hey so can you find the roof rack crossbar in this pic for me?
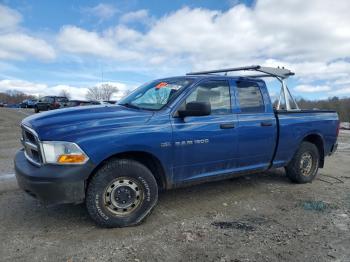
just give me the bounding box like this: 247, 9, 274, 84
187, 65, 294, 79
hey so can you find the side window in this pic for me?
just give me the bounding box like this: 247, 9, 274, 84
181, 80, 231, 115
236, 81, 265, 113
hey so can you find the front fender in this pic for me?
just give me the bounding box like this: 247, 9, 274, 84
76, 123, 173, 183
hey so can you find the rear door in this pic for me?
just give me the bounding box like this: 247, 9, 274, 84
38, 97, 50, 110
234, 80, 277, 171
171, 79, 238, 183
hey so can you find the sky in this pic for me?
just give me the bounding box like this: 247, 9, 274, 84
0, 0, 350, 100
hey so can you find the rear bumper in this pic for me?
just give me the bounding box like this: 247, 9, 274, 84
14, 150, 95, 205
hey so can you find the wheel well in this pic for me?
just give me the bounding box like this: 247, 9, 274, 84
302, 134, 324, 168
88, 151, 168, 190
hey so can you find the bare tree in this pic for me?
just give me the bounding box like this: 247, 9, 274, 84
101, 84, 118, 101
59, 89, 71, 99
85, 86, 100, 101
86, 84, 118, 101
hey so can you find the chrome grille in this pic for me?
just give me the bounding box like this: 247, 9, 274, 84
21, 126, 42, 166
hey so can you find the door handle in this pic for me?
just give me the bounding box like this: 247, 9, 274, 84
220, 123, 235, 129
260, 121, 273, 127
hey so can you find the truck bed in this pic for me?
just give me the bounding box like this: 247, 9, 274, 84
272, 109, 338, 168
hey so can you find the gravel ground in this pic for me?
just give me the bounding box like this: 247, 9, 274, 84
0, 108, 349, 262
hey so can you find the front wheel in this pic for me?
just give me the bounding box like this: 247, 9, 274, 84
286, 141, 320, 183
86, 159, 158, 228
34, 106, 39, 113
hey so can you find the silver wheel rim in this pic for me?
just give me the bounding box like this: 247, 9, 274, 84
299, 152, 314, 176
103, 177, 144, 216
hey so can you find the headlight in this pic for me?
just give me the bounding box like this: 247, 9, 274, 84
41, 141, 89, 164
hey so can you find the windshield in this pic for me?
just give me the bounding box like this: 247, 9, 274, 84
119, 78, 194, 110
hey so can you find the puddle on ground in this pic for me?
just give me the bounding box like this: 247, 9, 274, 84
211, 216, 271, 232
211, 221, 256, 231
300, 200, 330, 212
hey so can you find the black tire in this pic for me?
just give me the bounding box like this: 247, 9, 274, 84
286, 141, 320, 183
86, 159, 158, 228
34, 106, 39, 113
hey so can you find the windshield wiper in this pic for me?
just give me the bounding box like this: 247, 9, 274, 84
119, 102, 141, 110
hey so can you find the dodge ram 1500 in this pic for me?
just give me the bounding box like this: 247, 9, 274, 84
15, 66, 339, 227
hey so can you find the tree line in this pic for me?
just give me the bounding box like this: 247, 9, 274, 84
0, 90, 36, 105
297, 97, 350, 122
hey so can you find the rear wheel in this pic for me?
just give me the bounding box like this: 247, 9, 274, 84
86, 159, 158, 228
286, 141, 320, 183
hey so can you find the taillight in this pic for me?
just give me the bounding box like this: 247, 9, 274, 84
53, 102, 60, 108
336, 120, 340, 137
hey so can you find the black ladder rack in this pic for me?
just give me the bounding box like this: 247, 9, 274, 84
186, 65, 294, 79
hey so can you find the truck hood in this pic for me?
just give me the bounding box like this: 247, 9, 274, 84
22, 105, 154, 141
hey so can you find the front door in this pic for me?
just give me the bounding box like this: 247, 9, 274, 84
171, 79, 238, 183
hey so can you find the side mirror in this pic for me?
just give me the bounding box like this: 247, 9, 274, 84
178, 102, 211, 117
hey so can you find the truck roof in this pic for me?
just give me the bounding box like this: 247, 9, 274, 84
176, 74, 266, 81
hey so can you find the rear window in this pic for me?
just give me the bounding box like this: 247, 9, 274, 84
236, 81, 265, 113
56, 97, 68, 102
43, 97, 54, 103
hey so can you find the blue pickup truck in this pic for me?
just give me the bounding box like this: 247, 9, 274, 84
15, 66, 339, 227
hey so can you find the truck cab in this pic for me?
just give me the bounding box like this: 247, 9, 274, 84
15, 66, 339, 228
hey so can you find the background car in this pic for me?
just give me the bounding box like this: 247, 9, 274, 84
34, 96, 68, 113
20, 99, 37, 108
5, 103, 20, 108
65, 100, 92, 107
104, 100, 117, 104
89, 100, 115, 105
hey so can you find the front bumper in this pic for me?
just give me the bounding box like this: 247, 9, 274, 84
14, 150, 95, 205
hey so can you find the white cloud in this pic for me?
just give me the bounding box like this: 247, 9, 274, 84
0, 79, 47, 96
57, 25, 140, 60
82, 3, 118, 21
332, 87, 350, 95
0, 4, 21, 31
294, 85, 331, 93
0, 4, 56, 61
57, 1, 350, 68
53, 1, 350, 97
3, 0, 350, 97
57, 26, 116, 56
120, 9, 151, 25
0, 33, 56, 60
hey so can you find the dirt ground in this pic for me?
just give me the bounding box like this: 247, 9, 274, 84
0, 108, 349, 262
